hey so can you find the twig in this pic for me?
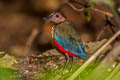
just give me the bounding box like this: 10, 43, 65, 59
70, 0, 85, 6
84, 42, 120, 80
96, 26, 107, 41
69, 0, 113, 17
66, 30, 120, 80
67, 2, 84, 12
105, 15, 116, 33
96, 16, 116, 41
91, 8, 113, 17
24, 28, 39, 56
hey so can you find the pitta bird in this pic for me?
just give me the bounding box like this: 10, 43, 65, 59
44, 12, 88, 65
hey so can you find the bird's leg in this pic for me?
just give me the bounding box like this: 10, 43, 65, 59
70, 56, 75, 72
63, 53, 70, 71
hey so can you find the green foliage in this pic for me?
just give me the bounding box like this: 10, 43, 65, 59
38, 62, 98, 80
38, 60, 120, 80
38, 63, 80, 80
0, 67, 20, 80
85, 7, 91, 22
0, 52, 20, 80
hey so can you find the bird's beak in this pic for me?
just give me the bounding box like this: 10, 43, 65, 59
43, 16, 51, 20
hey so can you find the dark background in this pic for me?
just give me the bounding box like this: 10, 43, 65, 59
0, 0, 119, 56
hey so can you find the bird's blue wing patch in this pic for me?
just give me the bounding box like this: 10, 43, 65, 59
54, 33, 88, 59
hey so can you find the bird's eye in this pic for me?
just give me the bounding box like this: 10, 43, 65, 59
55, 14, 59, 18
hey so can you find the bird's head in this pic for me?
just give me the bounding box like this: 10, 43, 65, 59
44, 12, 65, 24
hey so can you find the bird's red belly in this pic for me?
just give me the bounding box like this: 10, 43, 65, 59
53, 39, 77, 56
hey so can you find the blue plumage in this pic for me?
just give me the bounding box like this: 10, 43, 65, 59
54, 32, 88, 59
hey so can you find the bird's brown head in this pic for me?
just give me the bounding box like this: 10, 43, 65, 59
44, 12, 65, 24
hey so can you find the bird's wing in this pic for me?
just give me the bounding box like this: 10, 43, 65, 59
54, 22, 87, 59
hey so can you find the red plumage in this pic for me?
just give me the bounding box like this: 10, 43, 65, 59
53, 38, 77, 56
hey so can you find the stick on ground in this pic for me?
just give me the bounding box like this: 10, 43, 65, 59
67, 30, 120, 80
24, 28, 39, 56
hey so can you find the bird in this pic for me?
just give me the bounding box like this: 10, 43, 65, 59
44, 12, 88, 65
